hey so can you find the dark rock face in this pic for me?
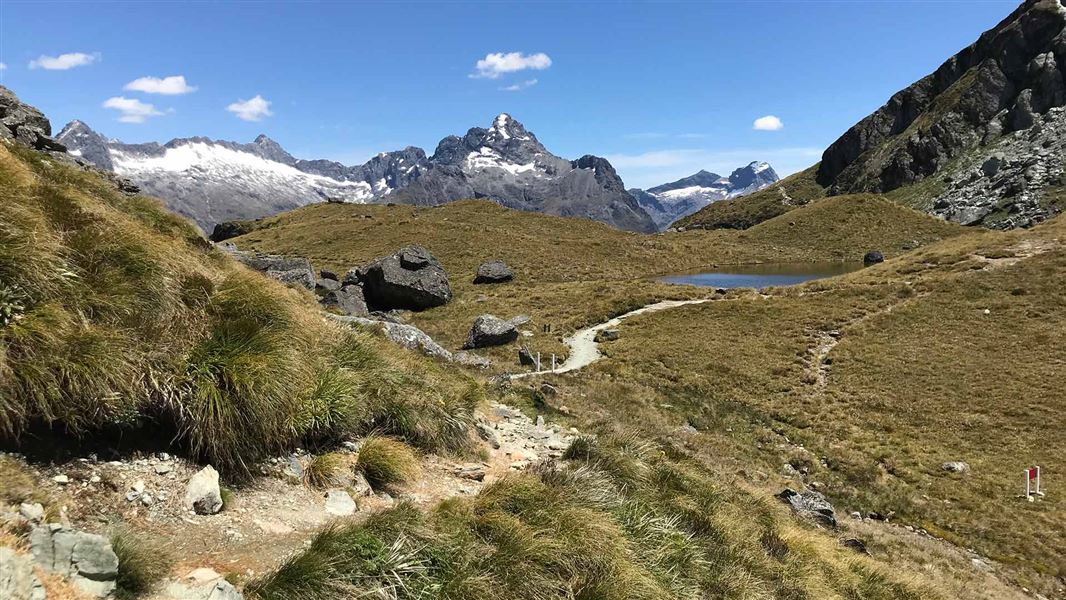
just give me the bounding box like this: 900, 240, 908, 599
518, 346, 536, 366
0, 86, 67, 153
359, 245, 452, 311
384, 114, 657, 233
777, 488, 837, 527
863, 250, 885, 264
817, 0, 1066, 228
462, 314, 519, 349
473, 260, 514, 284
209, 219, 259, 242
629, 163, 779, 230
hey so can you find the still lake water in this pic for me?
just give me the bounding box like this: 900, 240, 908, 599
660, 263, 865, 289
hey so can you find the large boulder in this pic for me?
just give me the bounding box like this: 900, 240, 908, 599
29, 525, 119, 597
159, 568, 244, 600
463, 315, 519, 349
359, 246, 451, 311
185, 466, 223, 515
473, 260, 514, 284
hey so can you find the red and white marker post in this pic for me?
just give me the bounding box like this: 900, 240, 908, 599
1024, 466, 1044, 501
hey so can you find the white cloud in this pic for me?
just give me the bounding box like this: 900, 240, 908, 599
124, 75, 197, 95
29, 52, 98, 70
471, 52, 551, 79
603, 147, 823, 189
0, 63, 6, 71
500, 78, 538, 92
226, 95, 273, 121
102, 96, 164, 123
753, 115, 784, 131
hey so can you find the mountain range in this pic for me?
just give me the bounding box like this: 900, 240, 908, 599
58, 114, 674, 234
628, 162, 779, 230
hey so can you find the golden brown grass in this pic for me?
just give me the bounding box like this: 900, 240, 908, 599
230, 196, 962, 365
0, 143, 480, 477
563, 216, 1066, 587
675, 164, 827, 229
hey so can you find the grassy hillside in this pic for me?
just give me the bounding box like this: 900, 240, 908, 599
250, 434, 936, 600
570, 216, 1066, 583
0, 142, 479, 476
674, 165, 826, 230
230, 197, 962, 360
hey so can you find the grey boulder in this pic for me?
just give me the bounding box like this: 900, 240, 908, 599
359, 245, 451, 311
473, 260, 514, 284
463, 315, 519, 349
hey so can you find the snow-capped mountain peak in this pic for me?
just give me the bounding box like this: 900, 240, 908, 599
629, 162, 780, 230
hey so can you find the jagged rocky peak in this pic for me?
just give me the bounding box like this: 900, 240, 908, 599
386, 113, 656, 232
729, 161, 779, 190
630, 162, 780, 230
817, 0, 1066, 228
250, 134, 296, 164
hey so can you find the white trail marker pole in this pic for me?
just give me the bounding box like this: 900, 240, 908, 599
1024, 466, 1044, 501
551, 354, 556, 372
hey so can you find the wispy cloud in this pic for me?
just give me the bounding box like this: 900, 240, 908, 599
29, 52, 98, 70
753, 115, 784, 131
0, 63, 6, 71
603, 147, 823, 189
124, 75, 197, 95
500, 78, 538, 92
226, 95, 273, 121
102, 96, 164, 123
471, 52, 551, 79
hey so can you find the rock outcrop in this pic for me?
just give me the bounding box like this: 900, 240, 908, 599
29, 525, 119, 597
0, 86, 67, 153
817, 0, 1066, 228
221, 246, 316, 290
0, 547, 46, 600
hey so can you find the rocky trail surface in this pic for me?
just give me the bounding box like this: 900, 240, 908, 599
1, 401, 576, 599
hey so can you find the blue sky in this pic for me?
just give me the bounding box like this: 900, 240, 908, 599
1, 0, 1016, 188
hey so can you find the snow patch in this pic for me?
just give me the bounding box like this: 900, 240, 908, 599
464, 147, 536, 176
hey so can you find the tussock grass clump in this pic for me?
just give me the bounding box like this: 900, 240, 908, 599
303, 452, 350, 490
250, 435, 935, 600
0, 143, 479, 477
111, 528, 173, 599
355, 436, 421, 490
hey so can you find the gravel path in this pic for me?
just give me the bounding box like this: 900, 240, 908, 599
513, 298, 714, 378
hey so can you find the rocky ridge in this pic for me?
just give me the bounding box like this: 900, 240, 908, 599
817, 0, 1066, 228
